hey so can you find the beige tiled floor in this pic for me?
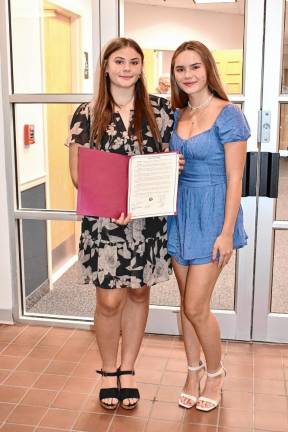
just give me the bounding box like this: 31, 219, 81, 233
0, 324, 287, 431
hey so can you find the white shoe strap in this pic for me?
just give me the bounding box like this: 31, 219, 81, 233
180, 393, 197, 403
198, 396, 218, 406
187, 360, 205, 373
207, 364, 225, 378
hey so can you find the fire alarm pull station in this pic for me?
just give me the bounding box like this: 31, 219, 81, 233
24, 124, 35, 145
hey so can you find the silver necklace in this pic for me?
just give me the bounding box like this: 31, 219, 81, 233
187, 94, 213, 111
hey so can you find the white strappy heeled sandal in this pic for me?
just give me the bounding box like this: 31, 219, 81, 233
178, 361, 205, 409
196, 363, 226, 412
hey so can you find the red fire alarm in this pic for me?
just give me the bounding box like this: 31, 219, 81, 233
24, 124, 35, 145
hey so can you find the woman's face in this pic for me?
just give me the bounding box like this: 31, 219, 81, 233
106, 47, 143, 90
173, 49, 208, 96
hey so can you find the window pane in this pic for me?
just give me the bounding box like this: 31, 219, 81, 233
150, 254, 235, 311
122, 0, 245, 95
10, 0, 93, 93
276, 104, 288, 220
16, 103, 82, 211
22, 218, 94, 318
271, 230, 288, 314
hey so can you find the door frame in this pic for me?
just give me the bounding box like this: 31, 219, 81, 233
117, 0, 265, 339
3, 0, 287, 341
253, 0, 288, 342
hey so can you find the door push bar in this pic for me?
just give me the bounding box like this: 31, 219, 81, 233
242, 109, 279, 198
242, 152, 279, 198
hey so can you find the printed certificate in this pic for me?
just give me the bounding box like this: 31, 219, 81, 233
128, 152, 179, 218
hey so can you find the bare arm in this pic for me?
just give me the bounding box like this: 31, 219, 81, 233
222, 140, 247, 235
69, 143, 80, 189
212, 140, 247, 267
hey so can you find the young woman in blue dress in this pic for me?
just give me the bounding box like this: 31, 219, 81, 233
168, 41, 250, 412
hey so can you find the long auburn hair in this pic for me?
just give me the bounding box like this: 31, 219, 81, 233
170, 41, 229, 110
92, 37, 160, 149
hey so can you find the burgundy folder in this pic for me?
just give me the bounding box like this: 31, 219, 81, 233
76, 147, 129, 218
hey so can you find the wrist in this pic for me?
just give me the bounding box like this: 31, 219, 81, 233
221, 229, 233, 237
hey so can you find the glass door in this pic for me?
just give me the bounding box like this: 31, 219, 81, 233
253, 0, 288, 342
5, 0, 287, 341
119, 0, 264, 339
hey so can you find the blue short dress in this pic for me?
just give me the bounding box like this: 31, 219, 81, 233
167, 104, 251, 266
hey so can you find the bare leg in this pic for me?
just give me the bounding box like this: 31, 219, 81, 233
183, 262, 224, 409
120, 285, 150, 406
95, 287, 127, 406
172, 258, 202, 407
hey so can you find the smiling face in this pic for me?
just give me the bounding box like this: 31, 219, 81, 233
173, 49, 208, 96
106, 47, 143, 90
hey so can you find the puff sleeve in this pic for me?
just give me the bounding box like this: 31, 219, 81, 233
216, 104, 250, 145
65, 102, 91, 147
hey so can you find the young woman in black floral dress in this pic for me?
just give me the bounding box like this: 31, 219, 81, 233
67, 38, 174, 410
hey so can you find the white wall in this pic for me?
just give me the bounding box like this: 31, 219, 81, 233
0, 53, 14, 324
124, 3, 244, 51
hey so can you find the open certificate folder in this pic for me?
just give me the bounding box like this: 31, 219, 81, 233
77, 147, 179, 219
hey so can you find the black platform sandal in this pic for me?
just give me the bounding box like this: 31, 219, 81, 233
96, 369, 119, 410
118, 369, 140, 410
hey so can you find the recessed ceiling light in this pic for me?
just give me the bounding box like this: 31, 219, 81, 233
193, 0, 237, 4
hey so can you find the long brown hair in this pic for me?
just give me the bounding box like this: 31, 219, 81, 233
170, 41, 229, 110
92, 37, 160, 149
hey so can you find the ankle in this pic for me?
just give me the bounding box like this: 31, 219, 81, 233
207, 363, 225, 378
101, 365, 118, 372
119, 365, 135, 372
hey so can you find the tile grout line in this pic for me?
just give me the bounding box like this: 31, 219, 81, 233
1, 325, 80, 430
0, 325, 54, 426
68, 335, 110, 432
0, 324, 30, 354
31, 328, 100, 432
108, 335, 175, 432
1, 326, 56, 385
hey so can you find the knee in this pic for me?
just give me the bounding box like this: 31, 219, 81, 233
96, 295, 124, 318
184, 303, 209, 326
128, 287, 149, 304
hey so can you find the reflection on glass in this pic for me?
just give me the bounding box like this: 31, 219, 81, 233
16, 103, 81, 211
10, 0, 93, 93
276, 105, 288, 220
22, 219, 94, 318
150, 253, 235, 311
124, 0, 245, 95
271, 230, 288, 314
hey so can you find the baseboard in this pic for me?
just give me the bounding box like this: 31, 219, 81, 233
0, 308, 14, 324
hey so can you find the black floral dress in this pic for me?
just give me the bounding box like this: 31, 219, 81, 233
66, 95, 174, 289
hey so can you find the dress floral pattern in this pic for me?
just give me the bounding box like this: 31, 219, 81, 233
67, 95, 174, 288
